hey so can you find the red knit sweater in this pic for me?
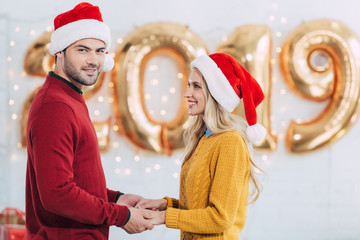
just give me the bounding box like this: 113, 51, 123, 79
26, 73, 129, 239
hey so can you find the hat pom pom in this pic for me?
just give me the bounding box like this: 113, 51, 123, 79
246, 123, 266, 143
102, 54, 114, 72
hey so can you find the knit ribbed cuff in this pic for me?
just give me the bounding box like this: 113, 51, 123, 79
163, 196, 178, 209
165, 207, 180, 229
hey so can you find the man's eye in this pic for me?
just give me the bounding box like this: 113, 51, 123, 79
78, 49, 87, 52
194, 84, 200, 89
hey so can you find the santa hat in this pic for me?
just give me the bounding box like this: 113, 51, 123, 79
49, 2, 114, 72
190, 53, 266, 143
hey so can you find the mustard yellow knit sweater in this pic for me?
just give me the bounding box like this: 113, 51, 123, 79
165, 131, 250, 240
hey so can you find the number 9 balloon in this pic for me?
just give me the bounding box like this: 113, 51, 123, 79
280, 19, 360, 153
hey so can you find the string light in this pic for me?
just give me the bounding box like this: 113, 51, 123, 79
30, 30, 36, 36
269, 16, 275, 21
169, 87, 176, 94
161, 96, 168, 102
11, 114, 17, 120
172, 172, 179, 178
8, 70, 14, 78
113, 142, 119, 148
113, 125, 119, 131
108, 97, 114, 103
134, 155, 140, 162
276, 32, 282, 38
160, 110, 166, 116
108, 82, 114, 88
280, 17, 287, 24
154, 164, 160, 170
7, 56, 12, 62
177, 73, 183, 79
9, 41, 15, 47
150, 79, 159, 85
14, 27, 20, 32
145, 94, 151, 100
276, 47, 282, 53
294, 134, 301, 140
271, 2, 278, 8
115, 168, 121, 174
280, 89, 286, 95
94, 110, 100, 116
13, 84, 19, 91
145, 168, 151, 173
124, 169, 131, 175
149, 65, 158, 71
97, 96, 104, 102
117, 38, 123, 44
9, 99, 15, 105
115, 156, 121, 162
175, 159, 181, 165
46, 26, 52, 32
11, 154, 17, 161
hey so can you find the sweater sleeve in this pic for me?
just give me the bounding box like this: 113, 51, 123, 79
165, 134, 250, 234
164, 196, 179, 209
30, 102, 128, 227
107, 189, 121, 203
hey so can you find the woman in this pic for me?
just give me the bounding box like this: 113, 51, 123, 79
138, 53, 266, 239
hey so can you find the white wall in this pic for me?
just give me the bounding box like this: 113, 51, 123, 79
1, 0, 360, 239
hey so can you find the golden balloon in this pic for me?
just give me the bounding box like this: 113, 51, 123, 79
93, 117, 112, 153
24, 31, 54, 77
280, 19, 360, 153
218, 25, 277, 151
112, 22, 208, 155
20, 87, 41, 147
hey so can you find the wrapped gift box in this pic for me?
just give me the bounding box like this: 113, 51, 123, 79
0, 224, 25, 240
0, 208, 25, 225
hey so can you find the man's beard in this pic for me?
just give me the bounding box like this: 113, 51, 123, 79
63, 54, 101, 86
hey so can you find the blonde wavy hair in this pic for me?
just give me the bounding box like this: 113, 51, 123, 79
183, 74, 263, 204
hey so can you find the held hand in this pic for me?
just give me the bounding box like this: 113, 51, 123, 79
135, 198, 168, 211
149, 210, 166, 225
117, 194, 144, 208
122, 208, 154, 234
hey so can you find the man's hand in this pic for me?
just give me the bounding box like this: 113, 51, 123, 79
116, 194, 143, 208
135, 198, 168, 211
121, 208, 155, 234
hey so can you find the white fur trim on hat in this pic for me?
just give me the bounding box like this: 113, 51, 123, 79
49, 19, 111, 55
190, 55, 240, 112
246, 123, 266, 143
102, 54, 114, 72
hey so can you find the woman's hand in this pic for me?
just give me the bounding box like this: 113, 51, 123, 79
149, 210, 166, 225
116, 194, 144, 208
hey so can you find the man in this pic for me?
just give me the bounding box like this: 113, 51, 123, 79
26, 2, 154, 239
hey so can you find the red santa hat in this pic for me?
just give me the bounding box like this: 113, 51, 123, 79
49, 2, 114, 72
190, 53, 266, 143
